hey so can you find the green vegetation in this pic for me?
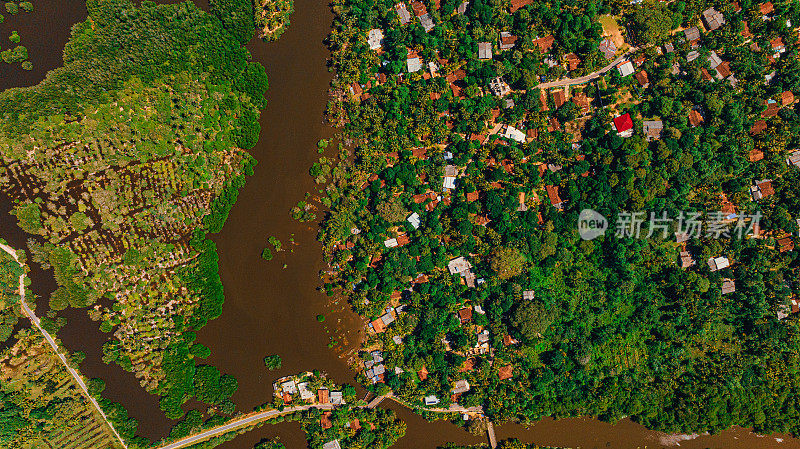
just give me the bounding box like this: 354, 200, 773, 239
0, 0, 268, 426
440, 442, 562, 449
300, 406, 406, 449
310, 0, 800, 440
264, 354, 282, 370
255, 0, 293, 41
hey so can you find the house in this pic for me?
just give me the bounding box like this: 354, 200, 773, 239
457, 307, 473, 324
546, 185, 564, 209
617, 60, 635, 77
407, 212, 421, 229
684, 27, 701, 46
751, 179, 775, 200
771, 37, 786, 55
498, 364, 513, 380
407, 56, 423, 73
452, 379, 471, 394
643, 120, 663, 141
371, 316, 387, 333
478, 42, 492, 60
321, 411, 333, 429
509, 0, 534, 12
680, 250, 695, 268
708, 51, 723, 69
499, 31, 517, 50
318, 388, 330, 404
533, 35, 555, 53
424, 395, 440, 405
418, 366, 428, 380
688, 110, 704, 127
782, 91, 795, 106
552, 89, 566, 108
762, 99, 779, 118
503, 126, 526, 143
663, 42, 675, 53
786, 149, 800, 167
708, 256, 730, 271
635, 70, 649, 87
599, 38, 617, 59
503, 334, 519, 346
419, 13, 435, 32
448, 256, 473, 275
323, 440, 342, 449
395, 3, 411, 24
523, 290, 535, 300
760, 1, 774, 19
721, 278, 736, 295
750, 119, 767, 135
613, 113, 634, 137
489, 76, 510, 96
457, 0, 469, 14
367, 29, 384, 50
572, 91, 590, 114
384, 238, 398, 248
330, 391, 344, 405
778, 236, 795, 252
466, 190, 479, 202
702, 7, 725, 30
443, 176, 456, 189
517, 191, 528, 212
564, 53, 581, 70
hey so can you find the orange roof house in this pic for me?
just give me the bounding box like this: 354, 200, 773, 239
509, 0, 534, 12
458, 307, 473, 324
748, 148, 764, 162
546, 185, 564, 209
564, 53, 581, 70
321, 411, 333, 429
418, 366, 429, 381
552, 89, 566, 108
760, 1, 774, 15
782, 91, 795, 106
371, 317, 387, 333
498, 364, 514, 380
750, 119, 768, 135
318, 389, 330, 404
689, 110, 704, 127
533, 35, 555, 53
466, 190, 479, 202
635, 70, 649, 87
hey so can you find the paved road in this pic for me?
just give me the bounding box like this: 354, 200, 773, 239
537, 48, 638, 89
156, 404, 333, 449
0, 242, 129, 449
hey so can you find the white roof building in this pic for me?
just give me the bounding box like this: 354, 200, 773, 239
617, 60, 635, 77
708, 256, 730, 271
330, 391, 344, 405
367, 29, 384, 50
503, 126, 526, 143
443, 176, 456, 190
384, 238, 399, 248
424, 395, 440, 405
323, 440, 342, 449
452, 379, 471, 394
448, 256, 473, 275
407, 212, 421, 229
407, 57, 423, 73
478, 42, 492, 60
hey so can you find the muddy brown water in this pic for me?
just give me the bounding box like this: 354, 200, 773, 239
2, 1, 800, 449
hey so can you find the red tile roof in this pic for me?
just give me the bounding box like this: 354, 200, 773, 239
613, 113, 633, 132
498, 364, 513, 380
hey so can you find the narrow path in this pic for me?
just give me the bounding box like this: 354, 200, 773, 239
156, 404, 333, 449
487, 421, 497, 448
536, 48, 638, 89
0, 241, 129, 449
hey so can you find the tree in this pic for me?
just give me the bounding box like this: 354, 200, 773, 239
264, 354, 282, 370
510, 300, 556, 342
490, 247, 526, 279
629, 0, 673, 44
376, 198, 409, 223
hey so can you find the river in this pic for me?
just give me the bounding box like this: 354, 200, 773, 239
1, 1, 799, 449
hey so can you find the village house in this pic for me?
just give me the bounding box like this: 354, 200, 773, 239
552, 89, 566, 108
533, 35, 555, 53
635, 70, 649, 88
448, 256, 477, 287
708, 256, 730, 271
613, 113, 634, 137
599, 38, 617, 59
407, 212, 421, 229
367, 29, 384, 50
489, 76, 510, 96
452, 379, 471, 394
395, 3, 411, 24
499, 31, 517, 50
680, 250, 696, 268
457, 306, 472, 324
478, 42, 492, 60
503, 125, 525, 143
701, 7, 725, 30
643, 119, 663, 141
787, 149, 800, 168
750, 119, 767, 135
751, 179, 775, 201
407, 55, 423, 73
457, 0, 469, 14
509, 0, 534, 12
617, 60, 635, 77
689, 109, 705, 127
778, 235, 795, 252
546, 185, 565, 210
722, 278, 736, 295
564, 52, 580, 70
684, 27, 701, 47
323, 440, 342, 449
363, 350, 386, 384
498, 364, 514, 380
424, 395, 440, 405
760, 1, 774, 20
